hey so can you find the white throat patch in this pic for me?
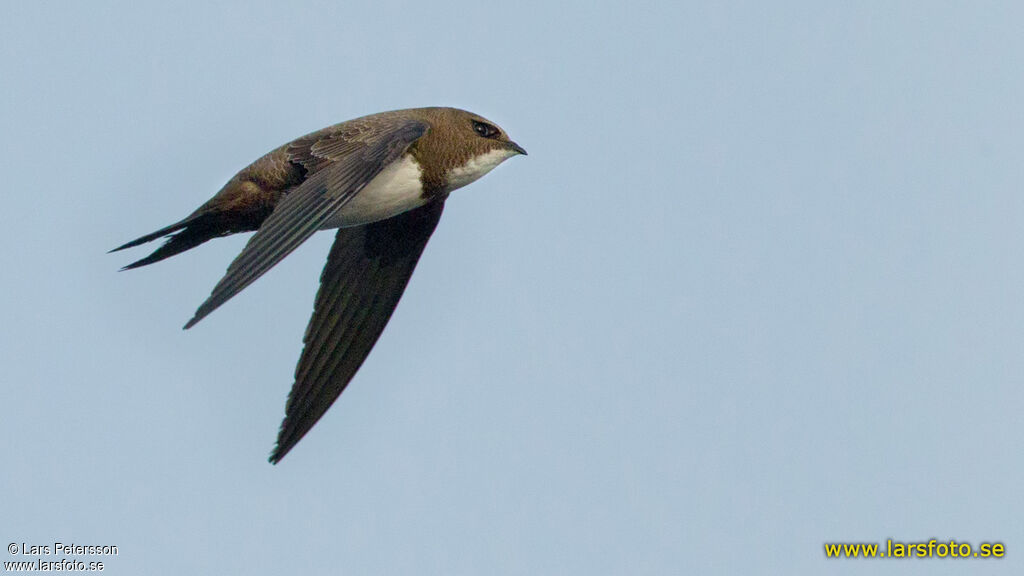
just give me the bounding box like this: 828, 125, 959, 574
446, 148, 517, 192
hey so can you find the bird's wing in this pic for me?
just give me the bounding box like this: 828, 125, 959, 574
184, 118, 428, 329
269, 200, 445, 463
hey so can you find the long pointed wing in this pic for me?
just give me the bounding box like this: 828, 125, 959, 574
184, 119, 428, 329
270, 200, 445, 463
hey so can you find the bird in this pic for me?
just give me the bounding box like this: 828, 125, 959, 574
111, 107, 526, 463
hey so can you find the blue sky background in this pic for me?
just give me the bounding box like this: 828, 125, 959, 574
2, 1, 1022, 574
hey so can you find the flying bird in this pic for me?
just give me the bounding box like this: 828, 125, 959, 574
112, 107, 526, 463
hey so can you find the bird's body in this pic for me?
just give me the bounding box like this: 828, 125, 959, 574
323, 155, 427, 228
112, 107, 525, 463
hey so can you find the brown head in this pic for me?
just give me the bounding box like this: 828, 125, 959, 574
403, 107, 526, 195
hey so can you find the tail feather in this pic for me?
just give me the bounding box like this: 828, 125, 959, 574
109, 218, 195, 253
113, 197, 271, 270
113, 215, 224, 270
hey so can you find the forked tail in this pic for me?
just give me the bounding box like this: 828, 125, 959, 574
110, 215, 224, 270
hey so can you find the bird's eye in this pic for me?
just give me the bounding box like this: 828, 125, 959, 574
472, 120, 499, 138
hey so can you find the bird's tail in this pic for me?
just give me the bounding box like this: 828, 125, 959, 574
110, 215, 223, 270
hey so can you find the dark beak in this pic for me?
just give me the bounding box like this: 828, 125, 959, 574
507, 141, 528, 156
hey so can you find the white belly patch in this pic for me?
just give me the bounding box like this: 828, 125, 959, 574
320, 155, 426, 228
